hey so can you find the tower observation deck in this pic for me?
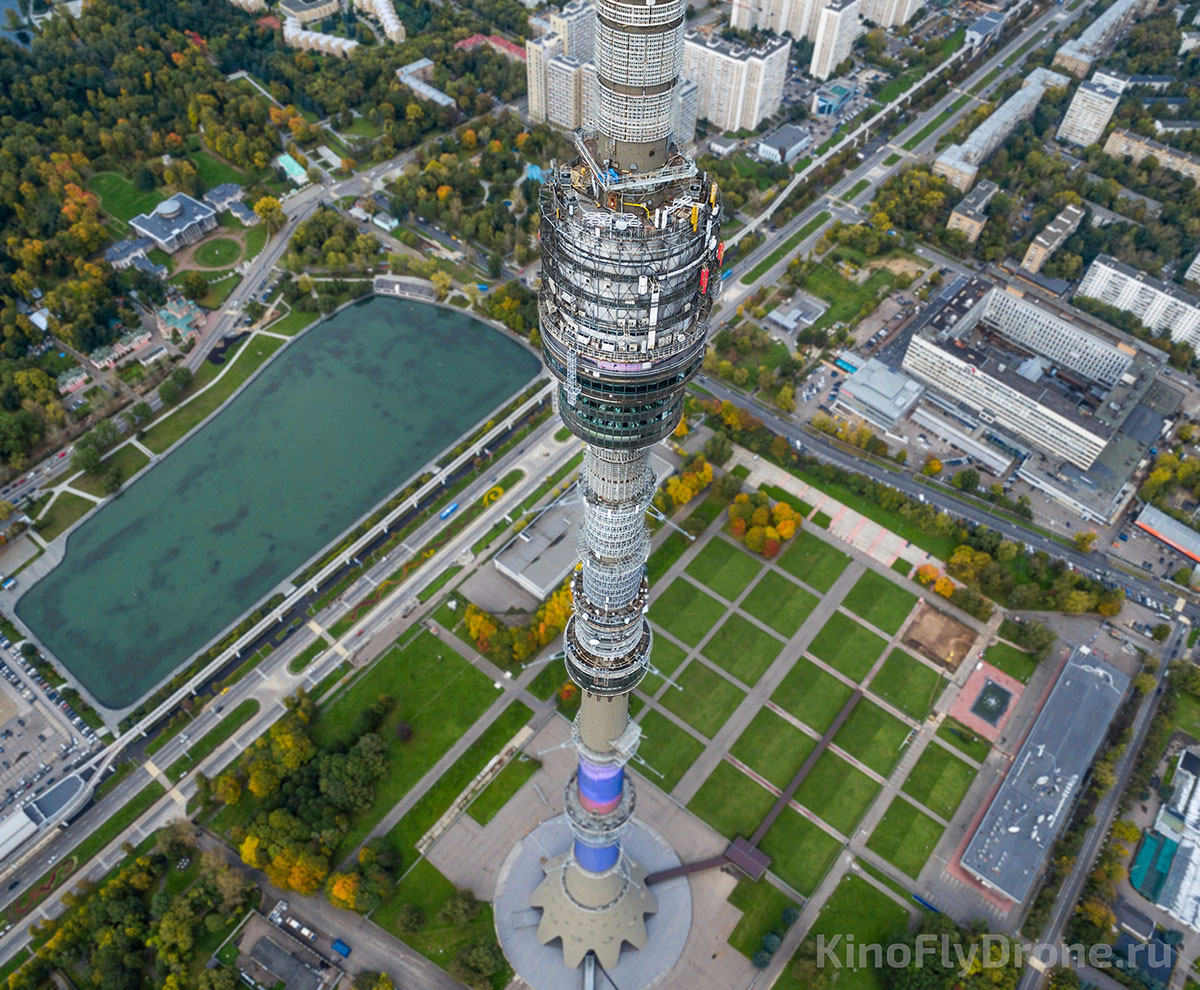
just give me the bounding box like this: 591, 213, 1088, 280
515, 0, 724, 976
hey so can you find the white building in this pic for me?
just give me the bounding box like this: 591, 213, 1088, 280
1056, 79, 1121, 146
965, 10, 1005, 48
682, 30, 790, 133
756, 123, 812, 163
730, 0, 820, 40
1053, 0, 1153, 77
1185, 252, 1200, 287
547, 0, 594, 60
352, 0, 405, 42
547, 54, 584, 130
860, 0, 917, 29
227, 0, 267, 12
526, 33, 564, 123
810, 0, 862, 82
1077, 254, 1200, 349
282, 17, 359, 57
673, 77, 699, 147
130, 195, 217, 253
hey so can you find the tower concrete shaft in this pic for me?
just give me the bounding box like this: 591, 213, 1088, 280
529, 0, 724, 972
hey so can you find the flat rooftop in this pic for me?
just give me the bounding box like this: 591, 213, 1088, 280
961, 648, 1129, 903
838, 358, 924, 421
952, 179, 999, 221
1135, 504, 1200, 563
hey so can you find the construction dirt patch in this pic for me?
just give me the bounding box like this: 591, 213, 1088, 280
869, 257, 925, 278
903, 602, 977, 672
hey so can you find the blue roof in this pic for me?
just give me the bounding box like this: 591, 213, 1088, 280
130, 194, 215, 244
204, 182, 243, 207
104, 236, 153, 263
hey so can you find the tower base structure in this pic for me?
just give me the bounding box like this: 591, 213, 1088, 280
495, 816, 691, 988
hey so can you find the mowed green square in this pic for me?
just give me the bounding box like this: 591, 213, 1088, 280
984, 641, 1036, 684
759, 805, 842, 896
687, 760, 776, 839
730, 709, 816, 790
649, 577, 727, 646
703, 614, 783, 686
778, 528, 851, 592
809, 612, 888, 682
771, 657, 855, 734
833, 699, 911, 776
869, 649, 943, 719
661, 661, 746, 738
842, 570, 917, 635
866, 795, 945, 878
640, 637, 689, 695
637, 709, 704, 793
794, 751, 879, 835
742, 571, 819, 638
685, 537, 762, 601
901, 743, 976, 820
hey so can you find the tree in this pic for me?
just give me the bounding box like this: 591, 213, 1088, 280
159, 378, 182, 406
430, 271, 453, 300
170, 366, 193, 390
179, 270, 209, 301
1072, 530, 1098, 553
1152, 623, 1171, 642
254, 196, 287, 234
214, 774, 242, 805
921, 455, 942, 476
775, 385, 795, 412
127, 401, 153, 426
394, 904, 423, 933
70, 442, 102, 476
951, 468, 980, 491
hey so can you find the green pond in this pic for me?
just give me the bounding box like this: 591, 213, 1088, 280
17, 297, 539, 710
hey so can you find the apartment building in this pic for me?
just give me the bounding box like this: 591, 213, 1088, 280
810, 0, 861, 82
1103, 128, 1200, 183
730, 0, 820, 43
682, 30, 790, 133
277, 0, 338, 22
547, 54, 584, 130
526, 33, 564, 123
1056, 80, 1121, 146
1077, 254, 1200, 349
1021, 203, 1085, 274
946, 180, 998, 245
673, 77, 699, 147
352, 0, 405, 42
860, 0, 917, 28
1053, 0, 1152, 78
548, 0, 594, 60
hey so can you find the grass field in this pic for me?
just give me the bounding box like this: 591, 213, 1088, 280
901, 743, 975, 820
776, 874, 910, 990
649, 577, 727, 646
866, 795, 945, 877
38, 492, 94, 541
89, 172, 161, 222
637, 709, 704, 792
742, 571, 818, 638
685, 537, 761, 601
727, 878, 798, 958
833, 700, 910, 776
687, 760, 776, 840
71, 443, 150, 496
868, 650, 942, 720
883, 153, 901, 166
771, 657, 854, 733
467, 755, 540, 825
197, 271, 242, 309
795, 750, 879, 835
243, 224, 269, 261
193, 237, 242, 267
777, 529, 850, 592
844, 178, 869, 201
740, 211, 832, 284
191, 150, 246, 189
984, 641, 1037, 683
808, 612, 887, 682
312, 631, 497, 856
647, 530, 689, 585
165, 698, 260, 781
661, 660, 746, 738
936, 717, 991, 763
758, 805, 842, 896
730, 709, 816, 791
639, 637, 688, 696
801, 262, 894, 335
143, 335, 285, 453
842, 571, 916, 635
266, 306, 320, 337
703, 614, 783, 686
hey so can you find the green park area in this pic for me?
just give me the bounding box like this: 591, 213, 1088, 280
984, 640, 1037, 683
193, 237, 242, 268
36, 492, 94, 541
703, 615, 783, 686
740, 211, 832, 284
727, 878, 798, 958
901, 743, 976, 820
866, 795, 945, 877
777, 529, 850, 592
648, 577, 726, 646
809, 612, 888, 682
842, 570, 916, 635
832, 700, 910, 776
88, 172, 161, 223
730, 709, 815, 790
661, 660, 746, 738
741, 570, 818, 638
772, 657, 854, 733
71, 444, 150, 497
637, 709, 705, 791
794, 751, 879, 835
936, 716, 991, 763
685, 538, 762, 601
800, 261, 895, 335
868, 649, 942, 719
759, 805, 842, 895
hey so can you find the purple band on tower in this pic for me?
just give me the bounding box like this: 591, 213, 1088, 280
578, 758, 623, 814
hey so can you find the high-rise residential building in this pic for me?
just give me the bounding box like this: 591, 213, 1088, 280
673, 77, 699, 147
730, 0, 820, 40
860, 0, 916, 28
1021, 203, 1085, 274
581, 60, 600, 129
682, 30, 790, 133
526, 33, 564, 123
1056, 80, 1122, 146
1053, 0, 1153, 77
1104, 128, 1200, 182
1077, 254, 1200, 348
495, 0, 723, 980
810, 0, 862, 81
548, 0, 595, 60
547, 54, 585, 129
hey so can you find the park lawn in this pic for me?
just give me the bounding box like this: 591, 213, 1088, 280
191, 150, 246, 189
244, 223, 269, 261
199, 272, 242, 309
883, 152, 902, 166
639, 637, 688, 695
528, 659, 566, 700
71, 443, 150, 496
703, 614, 783, 687
795, 750, 879, 835
901, 744, 976, 820
845, 178, 869, 200
802, 261, 894, 335
866, 796, 945, 878
685, 537, 761, 601
660, 660, 746, 738
166, 699, 261, 781
833, 699, 910, 776
636, 709, 704, 793
727, 878, 798, 958
984, 641, 1037, 684
266, 306, 320, 337
375, 860, 510, 986
647, 530, 688, 585
344, 115, 383, 138
936, 717, 991, 763
193, 237, 242, 268
771, 657, 854, 734
868, 650, 943, 720
729, 709, 816, 791
776, 873, 910, 990
687, 760, 776, 840
288, 639, 326, 673
142, 335, 284, 453
467, 754, 540, 825
758, 805, 842, 896
312, 631, 497, 855
777, 529, 850, 592
808, 612, 888, 682
842, 570, 917, 635
37, 492, 94, 541
741, 571, 819, 639
89, 171, 161, 222
649, 577, 727, 646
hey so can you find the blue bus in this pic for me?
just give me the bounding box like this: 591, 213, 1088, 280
439, 502, 460, 521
